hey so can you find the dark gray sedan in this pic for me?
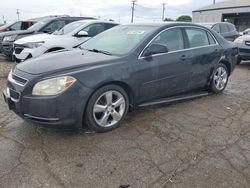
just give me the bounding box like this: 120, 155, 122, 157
3, 22, 238, 132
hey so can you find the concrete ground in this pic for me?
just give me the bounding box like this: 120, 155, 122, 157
0, 56, 250, 188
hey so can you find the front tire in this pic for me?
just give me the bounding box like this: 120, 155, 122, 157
237, 58, 242, 65
210, 63, 229, 93
84, 85, 129, 132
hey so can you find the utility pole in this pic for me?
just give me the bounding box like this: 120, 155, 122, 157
131, 0, 137, 23
16, 9, 20, 20
162, 3, 166, 21
2, 15, 5, 23
213, 0, 216, 4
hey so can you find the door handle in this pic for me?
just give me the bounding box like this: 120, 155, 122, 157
180, 54, 187, 61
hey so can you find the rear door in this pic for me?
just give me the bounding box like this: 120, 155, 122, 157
184, 27, 222, 90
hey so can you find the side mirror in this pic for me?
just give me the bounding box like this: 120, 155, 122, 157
76, 31, 89, 37
143, 43, 169, 57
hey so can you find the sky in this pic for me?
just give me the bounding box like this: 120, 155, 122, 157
0, 0, 226, 24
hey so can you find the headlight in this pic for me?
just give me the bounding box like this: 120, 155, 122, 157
3, 35, 17, 42
32, 76, 76, 96
24, 41, 44, 48
234, 38, 244, 44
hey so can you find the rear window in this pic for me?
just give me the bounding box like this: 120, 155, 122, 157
220, 24, 229, 33
212, 24, 220, 33
185, 28, 209, 48
227, 24, 235, 32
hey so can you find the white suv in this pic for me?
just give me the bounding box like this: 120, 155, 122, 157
13, 20, 118, 63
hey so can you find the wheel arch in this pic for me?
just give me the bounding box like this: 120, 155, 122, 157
92, 81, 135, 109
81, 80, 135, 129
219, 59, 232, 75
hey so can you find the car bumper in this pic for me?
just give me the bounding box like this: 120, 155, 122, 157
3, 72, 92, 129
13, 45, 47, 62
237, 43, 250, 60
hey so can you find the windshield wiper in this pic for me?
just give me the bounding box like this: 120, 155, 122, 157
87, 48, 112, 56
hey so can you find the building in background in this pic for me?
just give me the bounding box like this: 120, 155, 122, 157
192, 0, 250, 31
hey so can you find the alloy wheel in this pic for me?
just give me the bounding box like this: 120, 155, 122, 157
213, 66, 228, 91
93, 90, 126, 127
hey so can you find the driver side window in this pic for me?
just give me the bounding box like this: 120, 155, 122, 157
9, 21, 22, 30
81, 23, 105, 37
151, 28, 184, 52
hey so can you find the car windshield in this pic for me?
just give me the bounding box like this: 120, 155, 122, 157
28, 20, 51, 31
53, 22, 85, 35
80, 25, 156, 56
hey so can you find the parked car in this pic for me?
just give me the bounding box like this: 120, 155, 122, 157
240, 28, 250, 36
199, 22, 239, 41
0, 20, 36, 33
3, 23, 238, 132
234, 34, 250, 64
13, 20, 118, 63
0, 16, 96, 59
0, 20, 36, 53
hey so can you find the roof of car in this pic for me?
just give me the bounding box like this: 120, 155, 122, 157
38, 16, 97, 22
72, 19, 119, 24
124, 22, 204, 28
199, 22, 233, 25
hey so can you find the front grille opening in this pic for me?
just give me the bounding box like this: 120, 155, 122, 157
9, 89, 20, 100
12, 74, 27, 85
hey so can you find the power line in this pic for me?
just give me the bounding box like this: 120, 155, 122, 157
162, 3, 166, 21
131, 0, 137, 23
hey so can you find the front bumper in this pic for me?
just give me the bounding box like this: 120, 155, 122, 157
13, 45, 47, 62
2, 41, 14, 57
3, 70, 91, 128
237, 43, 250, 60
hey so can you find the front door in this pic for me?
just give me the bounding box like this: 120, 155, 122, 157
138, 27, 191, 101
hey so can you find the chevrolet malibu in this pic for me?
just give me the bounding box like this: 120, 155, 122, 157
3, 23, 238, 132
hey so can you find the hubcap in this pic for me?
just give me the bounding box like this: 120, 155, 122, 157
93, 90, 126, 127
213, 67, 228, 91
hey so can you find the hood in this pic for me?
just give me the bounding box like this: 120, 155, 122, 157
0, 30, 35, 37
238, 35, 250, 41
15, 33, 57, 44
16, 49, 120, 75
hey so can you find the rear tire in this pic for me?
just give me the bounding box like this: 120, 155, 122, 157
84, 85, 129, 133
210, 63, 229, 93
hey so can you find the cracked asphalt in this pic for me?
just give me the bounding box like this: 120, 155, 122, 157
0, 56, 250, 188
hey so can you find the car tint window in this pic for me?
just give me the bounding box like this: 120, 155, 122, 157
207, 32, 216, 45
227, 24, 235, 32
81, 23, 105, 37
9, 21, 22, 30
43, 20, 65, 32
186, 28, 209, 48
53, 22, 85, 35
212, 24, 220, 33
151, 28, 184, 52
104, 23, 117, 30
21, 22, 30, 30
220, 24, 229, 33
